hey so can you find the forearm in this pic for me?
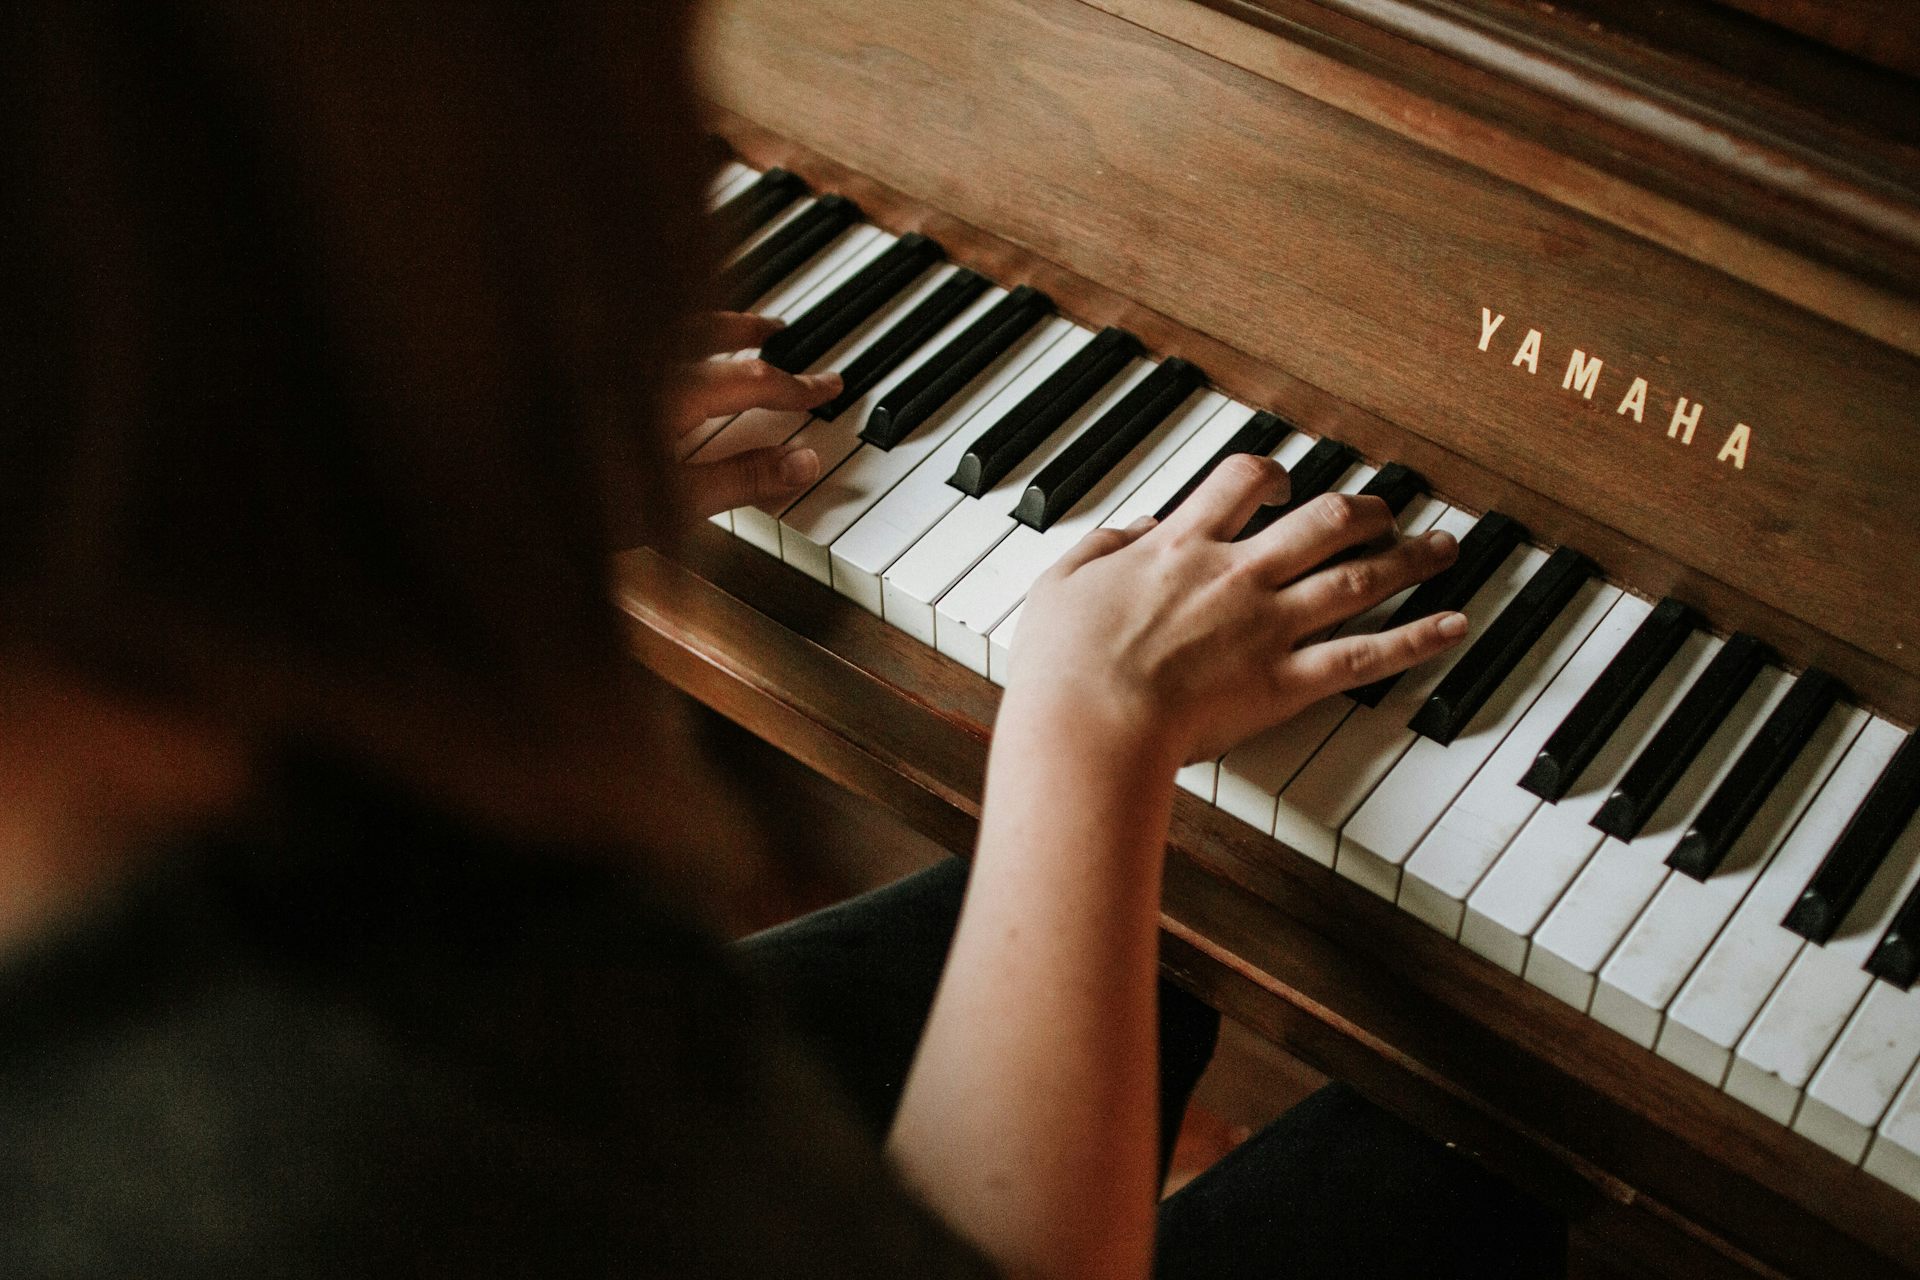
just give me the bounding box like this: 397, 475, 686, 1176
888, 692, 1179, 1280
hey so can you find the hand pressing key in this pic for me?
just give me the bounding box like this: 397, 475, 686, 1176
668, 311, 842, 517
1009, 451, 1466, 769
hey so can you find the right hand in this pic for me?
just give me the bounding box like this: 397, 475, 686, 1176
1007, 452, 1466, 769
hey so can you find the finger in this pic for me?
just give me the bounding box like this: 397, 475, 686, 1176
1045, 516, 1156, 578
693, 311, 784, 355
685, 445, 821, 517
1239, 492, 1396, 585
1285, 610, 1468, 699
672, 359, 842, 434
1276, 526, 1458, 634
1156, 453, 1288, 542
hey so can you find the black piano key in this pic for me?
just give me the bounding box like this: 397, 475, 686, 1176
1348, 511, 1527, 708
814, 269, 991, 421
1013, 358, 1205, 531
1521, 597, 1695, 802
947, 327, 1140, 497
862, 285, 1052, 450
1408, 545, 1593, 747
1784, 730, 1920, 945
718, 194, 859, 312
1357, 461, 1426, 516
1235, 437, 1357, 541
713, 167, 808, 253
1667, 669, 1843, 881
1868, 876, 1920, 990
1152, 411, 1291, 521
1590, 631, 1768, 842
760, 233, 944, 374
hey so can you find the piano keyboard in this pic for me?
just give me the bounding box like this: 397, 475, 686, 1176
697, 161, 1920, 1200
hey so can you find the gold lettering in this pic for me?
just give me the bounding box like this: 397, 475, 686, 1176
1667, 397, 1703, 445
1561, 349, 1603, 400
1512, 328, 1541, 375
1478, 308, 1506, 352
1718, 423, 1751, 470
1616, 377, 1647, 422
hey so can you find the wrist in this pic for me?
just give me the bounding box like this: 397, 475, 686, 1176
995, 680, 1186, 782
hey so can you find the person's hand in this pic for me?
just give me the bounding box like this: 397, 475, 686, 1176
667, 312, 841, 518
1007, 453, 1466, 769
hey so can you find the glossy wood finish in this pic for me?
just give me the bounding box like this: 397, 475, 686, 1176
699, 0, 1920, 725
672, 2, 1920, 1274
618, 526, 1920, 1278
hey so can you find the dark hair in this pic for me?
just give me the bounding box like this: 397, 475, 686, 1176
2, 1, 718, 844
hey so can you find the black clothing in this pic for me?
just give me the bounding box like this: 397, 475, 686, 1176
0, 758, 993, 1278
0, 754, 1563, 1277
746, 859, 1566, 1279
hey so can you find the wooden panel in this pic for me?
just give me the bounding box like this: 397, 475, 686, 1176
700, 0, 1920, 701
618, 525, 1920, 1278
1094, 0, 1920, 349
707, 112, 1920, 727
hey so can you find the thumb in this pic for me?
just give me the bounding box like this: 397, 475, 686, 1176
686, 445, 820, 517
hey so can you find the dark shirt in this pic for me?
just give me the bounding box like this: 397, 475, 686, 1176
0, 756, 993, 1278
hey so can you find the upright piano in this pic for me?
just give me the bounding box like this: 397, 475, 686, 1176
620, 1, 1920, 1273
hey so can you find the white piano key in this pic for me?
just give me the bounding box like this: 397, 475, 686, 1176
1592, 703, 1866, 1049
1336, 576, 1620, 900
1797, 981, 1920, 1162
730, 263, 962, 553
708, 162, 760, 207
681, 224, 888, 464
1102, 403, 1264, 530
931, 390, 1231, 673
775, 285, 1018, 585
828, 322, 1093, 610
1399, 593, 1651, 937
1177, 759, 1218, 801
1658, 716, 1906, 1085
1525, 665, 1793, 1011
980, 404, 1270, 687
1729, 810, 1920, 1124
1205, 493, 1451, 837
883, 356, 1154, 647
1273, 525, 1532, 867
1460, 629, 1719, 974
1866, 1059, 1920, 1198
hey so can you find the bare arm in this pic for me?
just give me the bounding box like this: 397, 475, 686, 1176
887, 454, 1465, 1278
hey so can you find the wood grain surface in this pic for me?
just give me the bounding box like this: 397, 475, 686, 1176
618, 524, 1920, 1279
698, 0, 1920, 702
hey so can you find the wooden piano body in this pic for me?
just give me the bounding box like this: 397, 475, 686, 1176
623, 1, 1920, 1274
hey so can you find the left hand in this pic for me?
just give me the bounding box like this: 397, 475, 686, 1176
667, 312, 842, 517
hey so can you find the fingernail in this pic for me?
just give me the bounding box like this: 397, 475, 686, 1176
779, 447, 819, 486
1126, 515, 1158, 533
1425, 529, 1458, 553
1437, 611, 1469, 639
805, 371, 843, 394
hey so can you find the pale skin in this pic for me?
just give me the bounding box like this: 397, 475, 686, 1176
888, 453, 1464, 1279
1, 313, 1464, 1279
